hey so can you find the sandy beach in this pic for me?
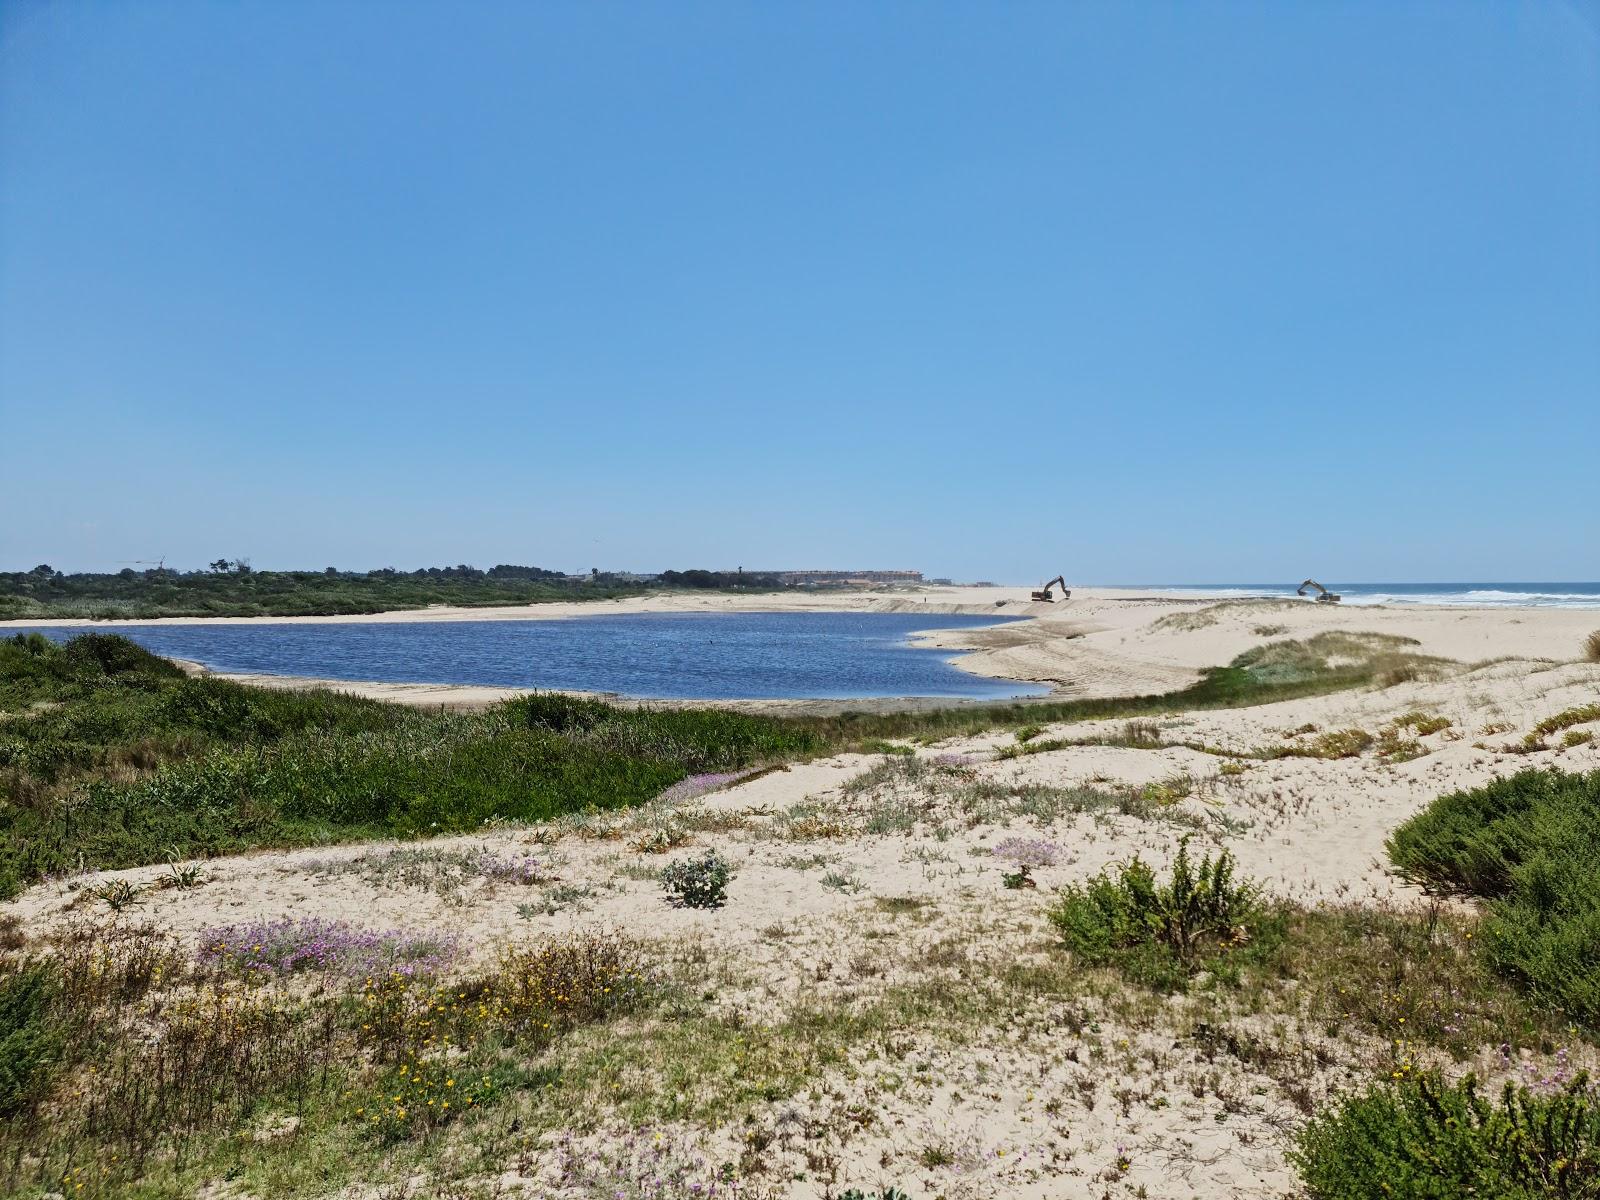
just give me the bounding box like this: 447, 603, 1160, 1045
7, 591, 1599, 1196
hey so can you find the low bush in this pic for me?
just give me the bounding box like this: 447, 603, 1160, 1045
1389, 769, 1600, 1019
1292, 1071, 1600, 1199
1585, 629, 1600, 663
1048, 839, 1273, 991
1001, 864, 1036, 889
662, 850, 732, 909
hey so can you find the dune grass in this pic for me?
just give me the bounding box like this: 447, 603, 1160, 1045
0, 921, 650, 1197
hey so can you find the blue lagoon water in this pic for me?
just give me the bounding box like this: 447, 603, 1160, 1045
19, 612, 1050, 701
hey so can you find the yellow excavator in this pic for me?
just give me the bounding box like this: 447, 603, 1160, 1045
1032, 575, 1069, 602
1297, 579, 1341, 603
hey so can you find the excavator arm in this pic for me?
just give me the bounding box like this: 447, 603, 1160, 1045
1031, 575, 1070, 602
1297, 579, 1341, 603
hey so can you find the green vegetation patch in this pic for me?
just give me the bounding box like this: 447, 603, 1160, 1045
0, 637, 817, 899
1292, 1072, 1600, 1200
0, 961, 64, 1117
1519, 704, 1600, 752
801, 630, 1443, 745
0, 924, 650, 1197
1275, 904, 1576, 1061
1389, 768, 1600, 1021
1048, 840, 1280, 992
0, 562, 655, 621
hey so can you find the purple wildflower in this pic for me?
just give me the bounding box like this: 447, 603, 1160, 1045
653, 772, 748, 806
197, 916, 460, 978
993, 836, 1061, 868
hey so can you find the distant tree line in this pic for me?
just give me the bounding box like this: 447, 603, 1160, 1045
0, 562, 790, 621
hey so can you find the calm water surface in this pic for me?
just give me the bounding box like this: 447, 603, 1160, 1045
24, 612, 1050, 701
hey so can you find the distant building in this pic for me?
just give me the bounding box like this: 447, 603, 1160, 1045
748, 569, 924, 587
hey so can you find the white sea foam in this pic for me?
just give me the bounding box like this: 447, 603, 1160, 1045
1138, 585, 1600, 609
1341, 590, 1600, 609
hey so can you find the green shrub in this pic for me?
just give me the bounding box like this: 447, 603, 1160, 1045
661, 850, 732, 909
1389, 769, 1600, 1019
513, 692, 615, 733
0, 962, 65, 1117
0, 636, 818, 898
1292, 1071, 1600, 1199
1048, 839, 1272, 991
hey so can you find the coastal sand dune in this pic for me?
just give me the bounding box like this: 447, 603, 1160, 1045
7, 594, 1599, 1196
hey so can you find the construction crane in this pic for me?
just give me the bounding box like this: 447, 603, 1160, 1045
1297, 579, 1341, 603
119, 558, 169, 572
1031, 575, 1069, 602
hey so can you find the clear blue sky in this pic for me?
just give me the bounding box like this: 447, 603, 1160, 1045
2, 2, 1596, 583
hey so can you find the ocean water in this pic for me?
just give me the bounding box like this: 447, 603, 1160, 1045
1135, 582, 1600, 609
16, 612, 1051, 701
